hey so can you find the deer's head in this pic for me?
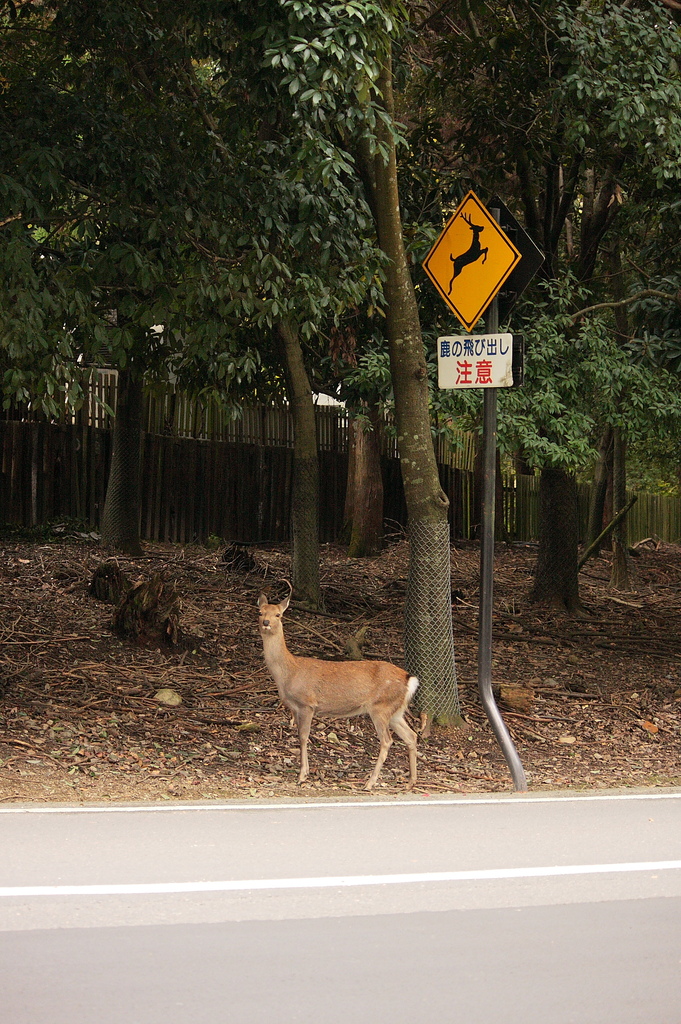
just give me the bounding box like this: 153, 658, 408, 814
257, 585, 291, 637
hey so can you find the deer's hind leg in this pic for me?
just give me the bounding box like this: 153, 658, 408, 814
390, 711, 418, 790
365, 711, 393, 791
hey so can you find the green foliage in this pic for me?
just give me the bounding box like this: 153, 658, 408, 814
557, 2, 681, 183
419, 0, 681, 282
0, 0, 395, 413
332, 335, 393, 409
625, 193, 681, 373
398, 0, 681, 478
627, 436, 681, 495
431, 276, 681, 471
4, 0, 681, 493
261, 0, 396, 133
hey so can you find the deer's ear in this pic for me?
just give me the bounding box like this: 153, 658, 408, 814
258, 593, 268, 608
279, 595, 290, 613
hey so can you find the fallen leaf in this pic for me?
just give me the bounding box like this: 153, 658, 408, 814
153, 688, 182, 706
559, 735, 577, 744
639, 720, 659, 734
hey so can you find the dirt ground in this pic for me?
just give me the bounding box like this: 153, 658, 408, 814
1, 528, 680, 804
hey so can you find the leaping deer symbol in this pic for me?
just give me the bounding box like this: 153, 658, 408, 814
448, 212, 489, 293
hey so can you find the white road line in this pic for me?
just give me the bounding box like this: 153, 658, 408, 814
0, 792, 680, 814
2, 861, 681, 897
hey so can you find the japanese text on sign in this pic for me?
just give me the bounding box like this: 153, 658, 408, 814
437, 333, 513, 389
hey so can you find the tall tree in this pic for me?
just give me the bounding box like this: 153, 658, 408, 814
100, 362, 145, 554
414, 0, 681, 611
277, 318, 321, 605
2, 0, 384, 579
0, 0, 253, 552
346, 398, 385, 558
357, 50, 459, 720
326, 333, 393, 556
257, 4, 461, 712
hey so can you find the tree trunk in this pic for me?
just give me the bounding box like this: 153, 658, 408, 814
586, 425, 613, 553
530, 467, 583, 613
513, 449, 534, 477
347, 400, 384, 557
277, 318, 321, 608
342, 415, 359, 544
521, 159, 622, 615
358, 50, 459, 722
610, 426, 630, 590
603, 438, 615, 549
607, 244, 631, 591
101, 365, 144, 555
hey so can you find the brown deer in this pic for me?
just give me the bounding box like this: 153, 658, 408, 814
257, 590, 419, 790
448, 211, 488, 292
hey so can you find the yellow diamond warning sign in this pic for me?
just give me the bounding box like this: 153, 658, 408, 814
422, 191, 521, 331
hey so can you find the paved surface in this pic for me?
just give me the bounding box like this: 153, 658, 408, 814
1, 791, 680, 1022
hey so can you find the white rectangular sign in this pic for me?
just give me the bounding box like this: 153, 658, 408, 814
437, 333, 513, 389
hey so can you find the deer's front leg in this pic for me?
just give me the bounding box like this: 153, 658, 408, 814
295, 705, 314, 783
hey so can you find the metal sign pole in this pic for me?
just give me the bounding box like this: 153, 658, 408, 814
478, 215, 527, 792
426, 192, 542, 792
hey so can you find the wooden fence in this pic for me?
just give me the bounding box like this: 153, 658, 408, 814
2, 373, 478, 468
0, 419, 111, 529
139, 435, 351, 544
2, 387, 680, 545
627, 490, 681, 545
144, 383, 478, 471
0, 417, 481, 544
0, 420, 343, 544
501, 475, 593, 543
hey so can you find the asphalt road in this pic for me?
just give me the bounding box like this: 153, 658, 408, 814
1, 790, 680, 1023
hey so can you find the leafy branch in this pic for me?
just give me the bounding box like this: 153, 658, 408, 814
570, 289, 681, 324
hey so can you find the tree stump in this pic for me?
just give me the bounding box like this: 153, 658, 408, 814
89, 561, 131, 604
112, 576, 181, 645
222, 542, 258, 572
498, 683, 534, 714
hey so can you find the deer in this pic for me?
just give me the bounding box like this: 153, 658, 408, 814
448, 211, 488, 293
257, 588, 419, 791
